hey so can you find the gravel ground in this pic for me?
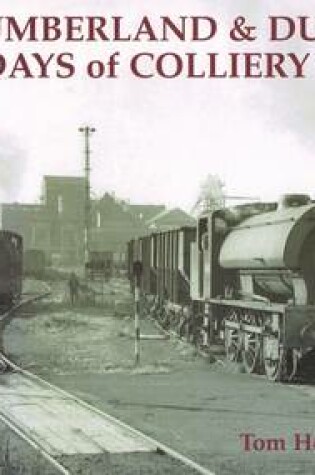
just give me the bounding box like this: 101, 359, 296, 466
4, 277, 315, 475
58, 452, 202, 475
2, 277, 206, 475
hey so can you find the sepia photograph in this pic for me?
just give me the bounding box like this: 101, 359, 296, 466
0, 1, 315, 474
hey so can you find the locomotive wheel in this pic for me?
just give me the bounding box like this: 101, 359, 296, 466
225, 311, 241, 362
242, 314, 262, 374
285, 349, 299, 382
263, 335, 284, 381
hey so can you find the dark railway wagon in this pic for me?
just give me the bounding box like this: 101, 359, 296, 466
86, 251, 114, 280
24, 249, 46, 276
128, 235, 155, 295
0, 231, 23, 308
129, 226, 196, 307
155, 227, 195, 305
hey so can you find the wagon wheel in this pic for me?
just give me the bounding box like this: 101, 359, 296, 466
159, 305, 170, 329
242, 313, 262, 374
175, 308, 185, 335
154, 300, 165, 325
149, 298, 159, 320
170, 311, 180, 329
178, 315, 190, 340
178, 306, 192, 340
263, 334, 284, 381
184, 315, 197, 344
194, 315, 206, 349
140, 294, 147, 316
224, 311, 241, 362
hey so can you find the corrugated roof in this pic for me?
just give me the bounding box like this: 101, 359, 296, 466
44, 175, 85, 183
146, 207, 195, 225
129, 204, 166, 221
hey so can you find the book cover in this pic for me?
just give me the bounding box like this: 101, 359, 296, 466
1, 1, 315, 474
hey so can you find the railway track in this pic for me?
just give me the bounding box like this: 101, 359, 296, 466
0, 282, 51, 324
3, 281, 315, 473
0, 283, 51, 371
0, 289, 216, 475
0, 356, 216, 475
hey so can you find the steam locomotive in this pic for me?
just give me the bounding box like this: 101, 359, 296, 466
128, 194, 315, 381
0, 230, 23, 311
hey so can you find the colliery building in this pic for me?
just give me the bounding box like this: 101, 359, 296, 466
1, 176, 195, 266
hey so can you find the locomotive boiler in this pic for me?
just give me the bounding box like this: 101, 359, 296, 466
128, 194, 315, 381
220, 199, 315, 379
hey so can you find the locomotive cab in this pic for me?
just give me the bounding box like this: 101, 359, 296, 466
191, 202, 277, 303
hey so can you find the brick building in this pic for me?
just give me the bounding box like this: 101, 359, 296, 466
1, 175, 195, 266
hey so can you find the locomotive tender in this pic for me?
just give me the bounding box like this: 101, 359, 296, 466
128, 194, 315, 381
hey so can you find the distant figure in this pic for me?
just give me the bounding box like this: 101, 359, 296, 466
68, 272, 79, 305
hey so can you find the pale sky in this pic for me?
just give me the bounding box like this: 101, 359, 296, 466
1, 0, 315, 210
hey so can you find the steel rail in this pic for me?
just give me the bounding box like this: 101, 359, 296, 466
0, 411, 70, 475
0, 283, 51, 323
0, 283, 215, 475
0, 286, 71, 475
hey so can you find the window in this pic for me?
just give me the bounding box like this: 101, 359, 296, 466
97, 211, 101, 228
57, 195, 63, 214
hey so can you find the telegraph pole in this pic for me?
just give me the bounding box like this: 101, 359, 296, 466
79, 126, 95, 274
